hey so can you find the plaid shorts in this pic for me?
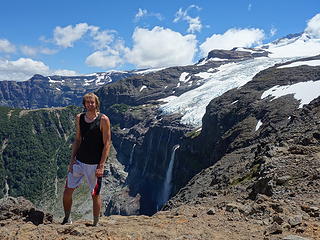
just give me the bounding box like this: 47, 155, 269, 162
65, 160, 102, 196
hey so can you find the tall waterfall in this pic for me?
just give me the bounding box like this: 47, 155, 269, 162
159, 144, 180, 207
4, 178, 9, 198
129, 143, 136, 165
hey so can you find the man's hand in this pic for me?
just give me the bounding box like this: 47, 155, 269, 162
68, 158, 76, 173
96, 164, 104, 177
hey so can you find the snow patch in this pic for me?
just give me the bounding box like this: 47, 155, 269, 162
135, 67, 165, 74
267, 33, 320, 58
261, 80, 320, 108
179, 72, 191, 82
278, 60, 320, 68
195, 72, 215, 79
48, 77, 61, 83
255, 120, 263, 131
140, 85, 147, 92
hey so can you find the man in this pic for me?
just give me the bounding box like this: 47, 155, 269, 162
62, 92, 111, 226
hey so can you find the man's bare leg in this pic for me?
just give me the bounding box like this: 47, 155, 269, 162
92, 194, 101, 226
62, 187, 75, 224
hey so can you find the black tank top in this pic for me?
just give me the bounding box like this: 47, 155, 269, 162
76, 113, 104, 164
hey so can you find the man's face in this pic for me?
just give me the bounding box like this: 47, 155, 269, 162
84, 97, 97, 111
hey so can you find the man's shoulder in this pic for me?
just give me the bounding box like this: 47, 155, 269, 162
76, 113, 83, 119
100, 113, 109, 121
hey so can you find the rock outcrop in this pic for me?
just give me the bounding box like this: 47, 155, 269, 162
0, 196, 53, 226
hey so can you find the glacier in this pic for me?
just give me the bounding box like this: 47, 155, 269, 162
160, 57, 291, 127
160, 31, 320, 127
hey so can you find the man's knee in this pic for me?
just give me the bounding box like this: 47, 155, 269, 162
64, 187, 75, 197
92, 194, 100, 200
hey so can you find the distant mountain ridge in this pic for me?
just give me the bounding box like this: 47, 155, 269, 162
0, 71, 135, 109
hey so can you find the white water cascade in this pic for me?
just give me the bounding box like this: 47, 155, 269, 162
4, 178, 9, 198
129, 143, 136, 165
159, 144, 180, 207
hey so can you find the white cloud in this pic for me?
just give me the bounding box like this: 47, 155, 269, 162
90, 30, 115, 50
174, 5, 202, 33
200, 28, 265, 57
0, 58, 49, 81
125, 26, 197, 68
248, 4, 252, 11
52, 69, 77, 76
135, 8, 148, 20
270, 27, 277, 37
53, 23, 118, 52
86, 51, 123, 68
86, 40, 128, 68
53, 23, 95, 48
0, 58, 76, 81
134, 8, 163, 22
20, 46, 38, 56
20, 45, 58, 57
0, 39, 16, 53
305, 13, 320, 38
40, 47, 58, 55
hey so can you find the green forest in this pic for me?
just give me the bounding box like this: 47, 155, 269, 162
0, 106, 80, 203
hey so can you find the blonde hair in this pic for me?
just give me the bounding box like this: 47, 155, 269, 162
82, 92, 100, 111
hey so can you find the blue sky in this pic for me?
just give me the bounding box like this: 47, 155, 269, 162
0, 0, 319, 81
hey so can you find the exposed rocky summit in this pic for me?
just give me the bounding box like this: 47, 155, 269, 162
198, 48, 270, 64
0, 196, 319, 240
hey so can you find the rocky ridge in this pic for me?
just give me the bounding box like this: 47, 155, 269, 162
0, 71, 134, 109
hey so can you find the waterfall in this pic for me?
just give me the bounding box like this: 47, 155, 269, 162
129, 143, 136, 165
159, 144, 180, 207
54, 176, 58, 199
142, 132, 154, 176
4, 178, 9, 199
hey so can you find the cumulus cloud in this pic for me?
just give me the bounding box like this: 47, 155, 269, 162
134, 8, 163, 22
53, 23, 119, 53
174, 5, 202, 33
0, 39, 16, 53
53, 23, 96, 48
200, 28, 265, 56
20, 45, 58, 57
86, 51, 123, 68
86, 40, 128, 68
305, 13, 320, 38
0, 58, 49, 81
0, 58, 76, 81
125, 26, 197, 68
90, 30, 115, 50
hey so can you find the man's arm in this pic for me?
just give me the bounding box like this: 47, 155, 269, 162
68, 113, 81, 172
96, 114, 111, 177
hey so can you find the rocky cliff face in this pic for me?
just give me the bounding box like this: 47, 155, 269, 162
96, 49, 274, 215
169, 55, 320, 197
0, 71, 134, 109
160, 56, 320, 238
